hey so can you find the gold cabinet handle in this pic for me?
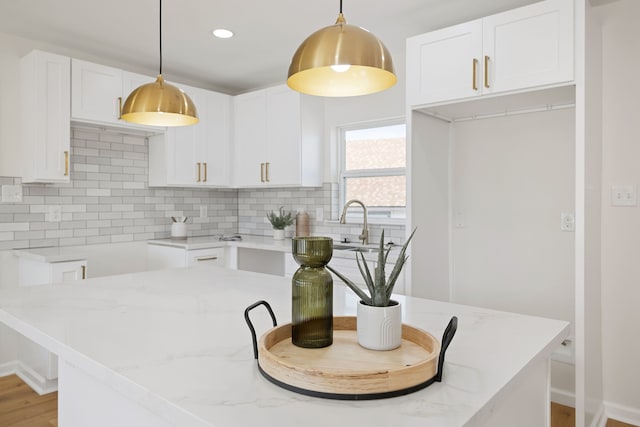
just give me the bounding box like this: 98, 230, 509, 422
203, 162, 207, 182
484, 55, 490, 88
260, 163, 265, 182
472, 58, 478, 91
81, 265, 86, 279
265, 162, 270, 182
196, 162, 201, 182
117, 96, 122, 119
195, 256, 218, 262
64, 151, 69, 176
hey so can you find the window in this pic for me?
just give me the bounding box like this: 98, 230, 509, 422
339, 121, 406, 222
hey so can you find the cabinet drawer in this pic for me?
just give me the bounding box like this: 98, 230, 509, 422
186, 248, 225, 267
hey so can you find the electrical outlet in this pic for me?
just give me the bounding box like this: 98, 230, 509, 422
611, 185, 637, 206
560, 212, 575, 232
199, 205, 208, 218
454, 211, 465, 229
47, 205, 62, 222
1, 185, 22, 202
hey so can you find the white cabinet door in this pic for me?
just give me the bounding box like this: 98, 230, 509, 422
50, 260, 87, 282
232, 90, 268, 186
201, 91, 231, 186
71, 59, 122, 125
265, 86, 301, 186
483, 0, 574, 94
406, 20, 482, 107
20, 50, 71, 183
17, 258, 87, 389
164, 85, 204, 186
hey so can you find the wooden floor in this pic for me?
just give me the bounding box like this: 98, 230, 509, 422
551, 402, 637, 427
0, 375, 57, 427
0, 375, 636, 427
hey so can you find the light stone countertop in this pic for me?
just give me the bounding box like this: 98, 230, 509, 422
12, 247, 88, 263
148, 234, 399, 261
0, 265, 569, 427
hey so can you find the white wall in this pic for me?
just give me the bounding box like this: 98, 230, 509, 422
451, 109, 575, 324
600, 0, 640, 415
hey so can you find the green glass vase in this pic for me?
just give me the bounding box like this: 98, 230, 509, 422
291, 237, 333, 348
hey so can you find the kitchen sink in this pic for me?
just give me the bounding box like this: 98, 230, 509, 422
332, 243, 380, 253
333, 243, 359, 250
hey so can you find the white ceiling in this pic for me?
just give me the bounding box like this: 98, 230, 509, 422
0, 0, 540, 95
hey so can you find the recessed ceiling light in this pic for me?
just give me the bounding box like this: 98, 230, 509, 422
212, 29, 234, 39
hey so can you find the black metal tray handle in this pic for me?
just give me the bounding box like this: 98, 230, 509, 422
244, 300, 278, 360
436, 316, 458, 382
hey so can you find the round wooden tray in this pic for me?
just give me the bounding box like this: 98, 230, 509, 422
257, 316, 441, 399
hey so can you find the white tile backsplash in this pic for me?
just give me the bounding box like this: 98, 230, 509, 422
1, 127, 406, 250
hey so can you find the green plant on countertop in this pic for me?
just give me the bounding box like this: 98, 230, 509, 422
327, 228, 416, 307
266, 206, 294, 230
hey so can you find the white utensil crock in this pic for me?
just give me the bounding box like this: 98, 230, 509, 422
171, 223, 187, 240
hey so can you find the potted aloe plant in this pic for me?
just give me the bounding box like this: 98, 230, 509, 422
327, 228, 416, 350
266, 207, 294, 240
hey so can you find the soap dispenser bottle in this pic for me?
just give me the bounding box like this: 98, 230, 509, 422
296, 209, 310, 237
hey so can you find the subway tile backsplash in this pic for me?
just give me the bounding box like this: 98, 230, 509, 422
237, 184, 406, 244
0, 127, 237, 250
0, 127, 405, 251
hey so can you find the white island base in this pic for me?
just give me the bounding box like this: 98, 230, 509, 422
0, 266, 568, 427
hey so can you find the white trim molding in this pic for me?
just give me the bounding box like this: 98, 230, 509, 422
0, 360, 18, 378
602, 401, 640, 427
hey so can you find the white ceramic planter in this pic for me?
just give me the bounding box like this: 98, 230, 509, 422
273, 229, 285, 240
357, 300, 402, 350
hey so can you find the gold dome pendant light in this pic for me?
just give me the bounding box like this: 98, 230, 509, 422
287, 0, 397, 97
121, 0, 198, 126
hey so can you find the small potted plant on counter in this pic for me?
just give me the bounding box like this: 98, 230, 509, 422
327, 228, 416, 350
266, 206, 294, 240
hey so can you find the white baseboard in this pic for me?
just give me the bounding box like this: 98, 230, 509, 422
15, 361, 58, 395
603, 401, 640, 427
590, 404, 606, 427
551, 387, 576, 407
0, 360, 18, 377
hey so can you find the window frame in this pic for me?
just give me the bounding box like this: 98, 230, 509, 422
338, 118, 407, 225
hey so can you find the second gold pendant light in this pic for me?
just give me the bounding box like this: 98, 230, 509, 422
287, 0, 397, 97
121, 0, 198, 127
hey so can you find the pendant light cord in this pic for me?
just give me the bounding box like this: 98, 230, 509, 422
159, 0, 163, 75
339, 0, 342, 14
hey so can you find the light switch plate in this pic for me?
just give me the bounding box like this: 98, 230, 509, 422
199, 205, 208, 218
1, 185, 23, 203
611, 185, 637, 206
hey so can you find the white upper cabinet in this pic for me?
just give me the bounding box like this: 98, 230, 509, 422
20, 50, 71, 183
71, 59, 122, 125
148, 86, 232, 187
232, 84, 323, 188
71, 59, 159, 130
407, 0, 574, 107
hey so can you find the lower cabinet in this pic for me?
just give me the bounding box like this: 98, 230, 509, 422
16, 258, 87, 394
147, 245, 227, 270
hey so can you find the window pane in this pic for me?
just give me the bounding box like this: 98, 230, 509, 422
345, 176, 406, 207
345, 124, 406, 171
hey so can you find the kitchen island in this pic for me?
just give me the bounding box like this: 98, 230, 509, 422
0, 265, 569, 427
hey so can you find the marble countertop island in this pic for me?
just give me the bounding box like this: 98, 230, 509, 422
0, 266, 569, 427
